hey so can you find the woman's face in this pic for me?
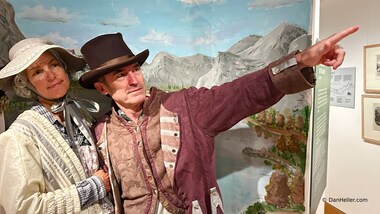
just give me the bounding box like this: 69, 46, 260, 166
25, 51, 70, 101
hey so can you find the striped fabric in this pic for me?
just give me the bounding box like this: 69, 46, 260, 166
16, 110, 86, 187
159, 111, 181, 188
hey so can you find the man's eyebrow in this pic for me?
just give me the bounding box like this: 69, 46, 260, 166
114, 69, 123, 73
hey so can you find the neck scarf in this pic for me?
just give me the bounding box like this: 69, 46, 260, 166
51, 97, 99, 144
26, 81, 99, 144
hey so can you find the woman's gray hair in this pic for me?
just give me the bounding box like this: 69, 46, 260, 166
12, 49, 67, 99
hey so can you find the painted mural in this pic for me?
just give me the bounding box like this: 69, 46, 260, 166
1, 0, 313, 213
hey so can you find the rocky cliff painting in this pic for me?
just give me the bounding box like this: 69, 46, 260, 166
1, 0, 313, 213
0, 0, 24, 68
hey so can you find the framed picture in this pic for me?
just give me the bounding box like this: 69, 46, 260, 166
362, 94, 380, 145
364, 44, 380, 93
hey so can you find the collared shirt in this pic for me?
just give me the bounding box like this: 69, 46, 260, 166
117, 108, 133, 122
116, 106, 143, 122
31, 103, 106, 208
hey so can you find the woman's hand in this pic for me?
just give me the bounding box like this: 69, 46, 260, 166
94, 169, 111, 193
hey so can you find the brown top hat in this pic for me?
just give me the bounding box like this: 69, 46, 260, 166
79, 33, 149, 89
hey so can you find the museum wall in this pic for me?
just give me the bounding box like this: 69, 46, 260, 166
317, 0, 380, 213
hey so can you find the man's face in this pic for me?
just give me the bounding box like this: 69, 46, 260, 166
95, 63, 147, 110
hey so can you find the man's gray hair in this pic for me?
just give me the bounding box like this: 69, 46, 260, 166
12, 49, 67, 99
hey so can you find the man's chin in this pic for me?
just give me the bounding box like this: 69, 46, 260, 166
128, 94, 146, 104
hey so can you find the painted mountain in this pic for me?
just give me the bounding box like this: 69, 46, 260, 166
143, 22, 311, 89
143, 52, 214, 88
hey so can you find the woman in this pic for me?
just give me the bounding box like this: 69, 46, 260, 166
0, 38, 114, 213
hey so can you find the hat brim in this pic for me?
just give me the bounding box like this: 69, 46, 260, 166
0, 44, 86, 91
79, 49, 149, 89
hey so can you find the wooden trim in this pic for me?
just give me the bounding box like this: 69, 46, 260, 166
324, 202, 345, 214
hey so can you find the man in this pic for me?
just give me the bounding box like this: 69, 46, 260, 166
79, 26, 359, 214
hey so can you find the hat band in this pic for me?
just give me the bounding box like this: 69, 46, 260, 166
98, 55, 133, 68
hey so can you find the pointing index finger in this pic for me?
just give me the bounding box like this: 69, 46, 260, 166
327, 25, 359, 45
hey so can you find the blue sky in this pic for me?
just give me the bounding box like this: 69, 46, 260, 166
8, 0, 311, 63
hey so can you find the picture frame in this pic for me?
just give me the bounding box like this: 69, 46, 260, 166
364, 44, 380, 93
362, 94, 380, 145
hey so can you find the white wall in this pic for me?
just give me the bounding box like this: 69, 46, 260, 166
317, 0, 380, 213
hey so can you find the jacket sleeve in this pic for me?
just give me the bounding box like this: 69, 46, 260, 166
268, 50, 316, 94
0, 131, 82, 214
179, 51, 315, 136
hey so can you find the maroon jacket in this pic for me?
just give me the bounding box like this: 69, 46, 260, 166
94, 51, 316, 214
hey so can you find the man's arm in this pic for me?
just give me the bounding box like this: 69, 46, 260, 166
269, 25, 359, 94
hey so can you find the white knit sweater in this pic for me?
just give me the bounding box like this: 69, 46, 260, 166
0, 110, 103, 214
